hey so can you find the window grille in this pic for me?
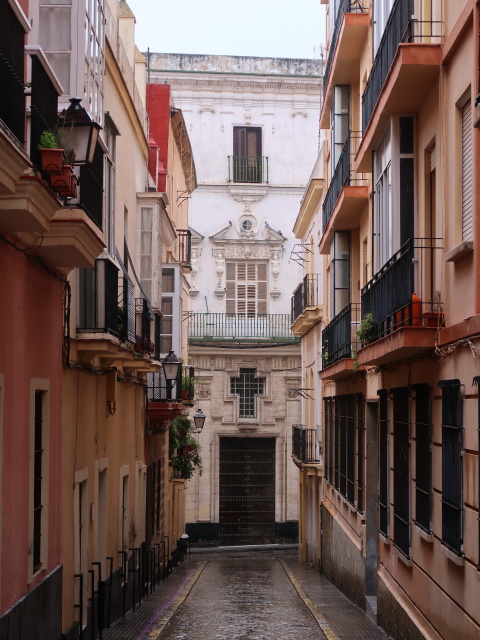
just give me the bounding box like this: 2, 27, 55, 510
357, 394, 364, 512
414, 384, 432, 533
379, 389, 389, 537
230, 369, 265, 418
33, 391, 44, 572
439, 379, 463, 554
392, 387, 410, 557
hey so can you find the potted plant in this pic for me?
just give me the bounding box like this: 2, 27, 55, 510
356, 312, 376, 347
50, 164, 78, 198
38, 130, 64, 175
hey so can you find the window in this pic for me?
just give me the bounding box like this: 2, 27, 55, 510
84, 0, 105, 124
392, 387, 410, 557
120, 467, 130, 553
226, 262, 268, 315
324, 397, 334, 484
461, 99, 473, 242
331, 85, 349, 170
230, 369, 265, 418
379, 389, 389, 537
140, 206, 153, 301
373, 117, 414, 273
161, 266, 182, 356
357, 394, 364, 513
104, 116, 118, 254
346, 395, 355, 504
74, 472, 88, 626
330, 231, 350, 317
233, 127, 263, 182
439, 379, 463, 555
338, 396, 347, 497
33, 390, 44, 572
373, 0, 395, 55
39, 1, 72, 96
30, 380, 49, 579
414, 384, 432, 533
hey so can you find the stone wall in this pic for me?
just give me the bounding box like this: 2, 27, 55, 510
377, 576, 427, 640
320, 504, 365, 609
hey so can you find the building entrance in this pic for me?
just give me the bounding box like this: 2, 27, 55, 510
219, 437, 276, 545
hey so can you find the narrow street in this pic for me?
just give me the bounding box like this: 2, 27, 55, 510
103, 549, 390, 640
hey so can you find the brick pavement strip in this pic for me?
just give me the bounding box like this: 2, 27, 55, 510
279, 559, 332, 640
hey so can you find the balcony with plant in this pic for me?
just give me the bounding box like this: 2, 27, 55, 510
169, 416, 202, 481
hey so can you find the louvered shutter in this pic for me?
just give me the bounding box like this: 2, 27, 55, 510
257, 263, 268, 314
461, 100, 473, 242
226, 262, 236, 314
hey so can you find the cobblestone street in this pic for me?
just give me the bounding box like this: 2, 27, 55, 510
103, 548, 390, 640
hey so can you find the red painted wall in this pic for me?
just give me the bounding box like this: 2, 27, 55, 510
146, 83, 171, 191
0, 239, 63, 611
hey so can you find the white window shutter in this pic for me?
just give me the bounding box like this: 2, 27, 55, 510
461, 100, 473, 242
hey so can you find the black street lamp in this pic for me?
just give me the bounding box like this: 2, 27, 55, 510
161, 350, 182, 384
58, 97, 101, 165
193, 408, 206, 433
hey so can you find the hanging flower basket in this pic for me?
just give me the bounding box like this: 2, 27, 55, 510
50, 165, 78, 198
39, 147, 64, 175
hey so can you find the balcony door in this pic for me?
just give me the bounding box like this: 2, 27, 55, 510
233, 127, 262, 182
226, 261, 268, 315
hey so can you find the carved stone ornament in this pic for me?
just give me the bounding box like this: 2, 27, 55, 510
196, 384, 211, 399
291, 111, 308, 118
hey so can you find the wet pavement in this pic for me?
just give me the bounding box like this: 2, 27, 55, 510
103, 548, 390, 640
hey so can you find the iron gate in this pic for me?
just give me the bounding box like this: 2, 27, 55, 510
219, 437, 276, 545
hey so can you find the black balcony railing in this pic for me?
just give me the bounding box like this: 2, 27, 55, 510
147, 366, 194, 404
291, 274, 319, 324
323, 0, 368, 99
361, 238, 444, 342
292, 425, 320, 464
322, 302, 361, 368
188, 313, 297, 342
362, 1, 443, 133
30, 55, 60, 164
134, 297, 153, 354
322, 132, 364, 234
362, 0, 411, 132
79, 143, 104, 229
228, 155, 268, 184
177, 229, 192, 267
78, 258, 120, 335
0, 0, 26, 144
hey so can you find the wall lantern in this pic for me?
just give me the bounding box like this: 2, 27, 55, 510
161, 350, 182, 384
58, 97, 101, 165
193, 408, 206, 433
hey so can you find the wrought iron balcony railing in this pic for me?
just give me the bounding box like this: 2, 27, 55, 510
227, 155, 269, 184
0, 0, 26, 144
322, 302, 361, 368
30, 54, 60, 164
291, 274, 320, 324
362, 0, 442, 133
360, 238, 444, 343
188, 313, 297, 342
322, 132, 366, 234
323, 0, 369, 99
177, 229, 192, 268
292, 425, 321, 464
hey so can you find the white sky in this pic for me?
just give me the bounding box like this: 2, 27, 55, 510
126, 0, 325, 60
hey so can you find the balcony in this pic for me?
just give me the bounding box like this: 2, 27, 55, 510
188, 313, 298, 343
177, 229, 192, 271
227, 156, 268, 184
291, 275, 322, 336
321, 303, 362, 380
320, 132, 368, 252
357, 0, 442, 170
320, 0, 370, 129
147, 366, 195, 430
292, 425, 321, 465
358, 238, 444, 366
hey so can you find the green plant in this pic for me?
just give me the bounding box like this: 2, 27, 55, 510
321, 341, 329, 368
356, 312, 376, 346
169, 416, 202, 480
38, 130, 59, 149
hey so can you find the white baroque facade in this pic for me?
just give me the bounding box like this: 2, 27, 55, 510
149, 53, 322, 545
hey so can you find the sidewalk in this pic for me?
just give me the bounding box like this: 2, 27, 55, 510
102, 547, 389, 640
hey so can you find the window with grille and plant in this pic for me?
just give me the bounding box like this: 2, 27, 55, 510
230, 369, 265, 418
226, 262, 268, 315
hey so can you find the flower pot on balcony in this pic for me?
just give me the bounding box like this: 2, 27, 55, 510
50, 165, 77, 198
39, 147, 64, 175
